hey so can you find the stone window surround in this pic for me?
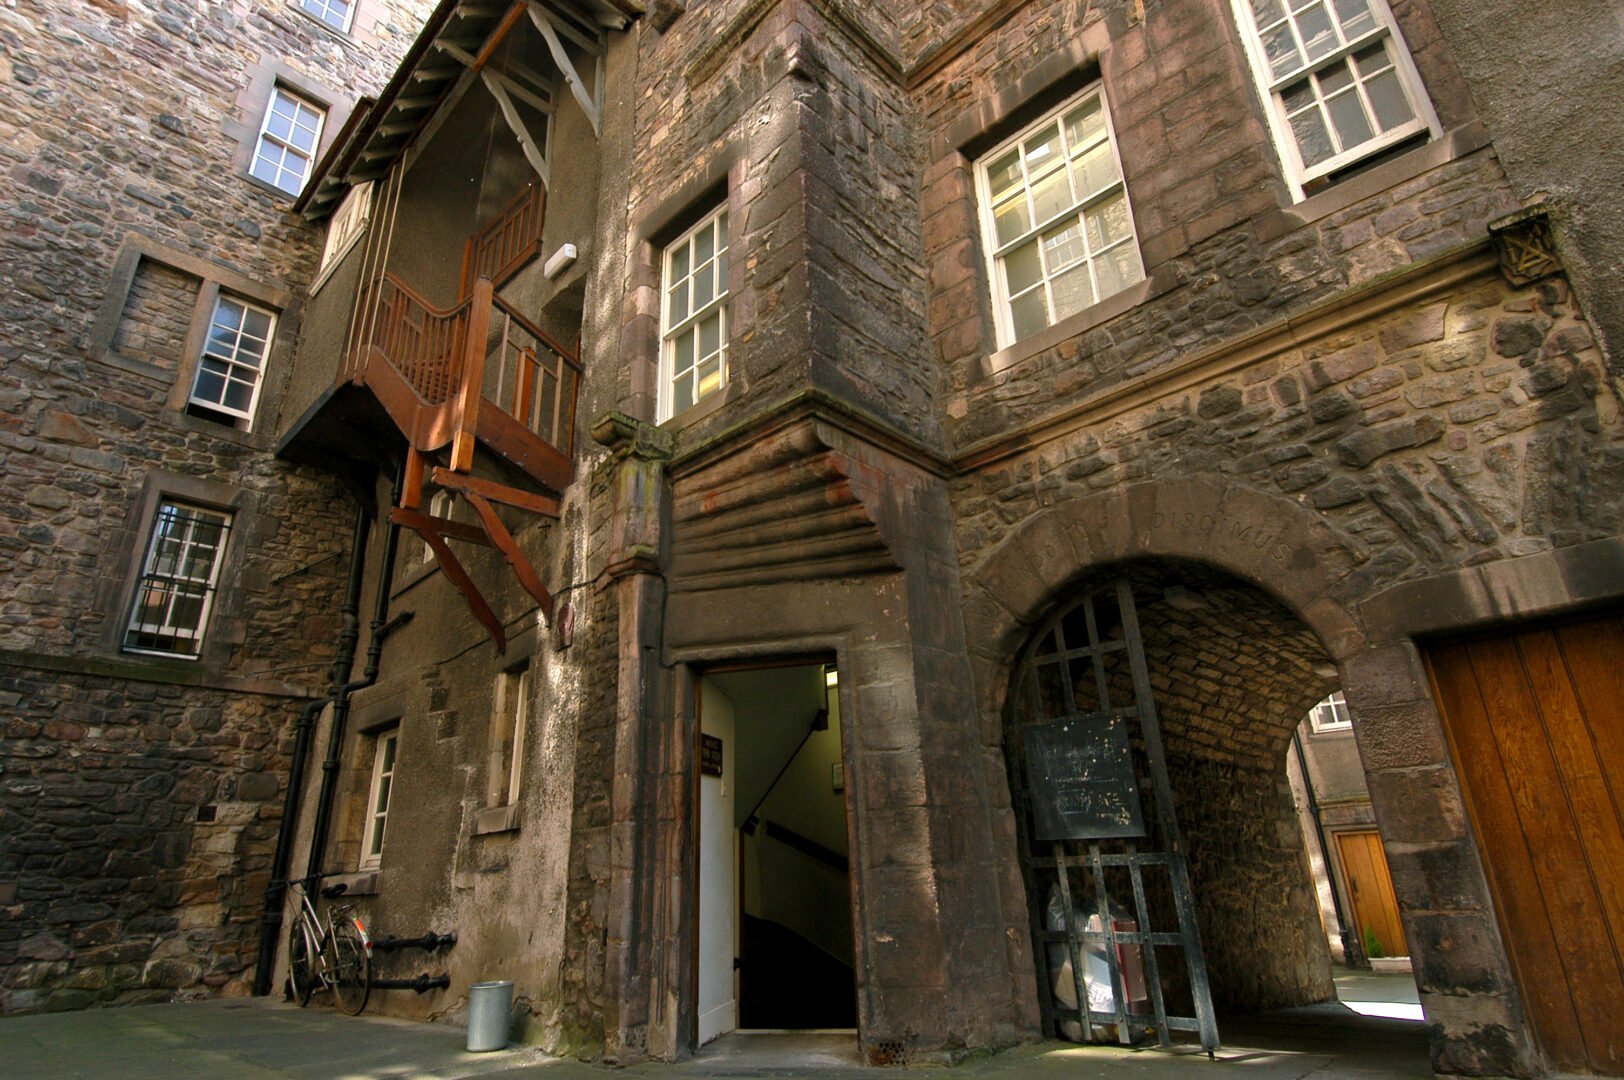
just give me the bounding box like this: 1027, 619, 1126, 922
226, 60, 354, 203
294, 0, 356, 36
631, 157, 747, 433
287, 0, 401, 52
86, 235, 298, 443
927, 35, 1493, 387
474, 620, 541, 836
1227, 0, 1441, 201
101, 472, 253, 668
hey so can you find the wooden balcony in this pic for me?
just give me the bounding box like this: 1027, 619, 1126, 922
343, 271, 580, 494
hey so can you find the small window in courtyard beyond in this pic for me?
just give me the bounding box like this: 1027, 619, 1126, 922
251, 87, 326, 196
1308, 690, 1352, 733
1231, 0, 1437, 197
659, 205, 729, 421
974, 86, 1144, 349
299, 0, 354, 33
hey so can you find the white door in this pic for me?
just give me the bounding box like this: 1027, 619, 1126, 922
697, 680, 737, 1045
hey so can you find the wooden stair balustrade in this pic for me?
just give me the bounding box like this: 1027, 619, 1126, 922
345, 272, 581, 652
460, 182, 547, 298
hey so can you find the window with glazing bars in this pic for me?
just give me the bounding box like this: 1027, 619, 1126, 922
189, 295, 275, 425
299, 0, 353, 32
361, 728, 398, 870
1233, 0, 1436, 195
123, 502, 232, 658
974, 86, 1144, 348
659, 205, 729, 420
251, 87, 326, 196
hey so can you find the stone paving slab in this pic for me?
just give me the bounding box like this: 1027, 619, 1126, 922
0, 991, 1431, 1080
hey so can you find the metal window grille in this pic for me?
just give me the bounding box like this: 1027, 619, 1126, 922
123, 502, 232, 658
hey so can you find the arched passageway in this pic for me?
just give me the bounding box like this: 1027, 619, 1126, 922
1005, 558, 1349, 1032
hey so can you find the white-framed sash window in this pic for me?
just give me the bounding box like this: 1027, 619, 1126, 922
251, 87, 326, 196
189, 295, 275, 425
974, 85, 1144, 349
659, 206, 730, 421
1232, 0, 1439, 197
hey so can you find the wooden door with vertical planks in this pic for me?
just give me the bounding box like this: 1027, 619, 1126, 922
1335, 830, 1407, 959
1425, 614, 1624, 1074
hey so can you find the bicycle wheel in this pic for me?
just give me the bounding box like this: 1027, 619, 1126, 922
288, 924, 315, 1006
328, 916, 371, 1016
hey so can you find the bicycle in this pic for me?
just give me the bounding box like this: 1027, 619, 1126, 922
284, 874, 372, 1015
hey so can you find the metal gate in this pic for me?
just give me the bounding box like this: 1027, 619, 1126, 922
1007, 577, 1219, 1052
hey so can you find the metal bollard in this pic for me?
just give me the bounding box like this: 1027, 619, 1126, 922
466, 980, 513, 1052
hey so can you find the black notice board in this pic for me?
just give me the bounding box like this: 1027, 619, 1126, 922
1024, 711, 1145, 841
700, 734, 724, 777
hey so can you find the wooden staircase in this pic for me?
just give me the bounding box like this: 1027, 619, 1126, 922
342, 183, 579, 651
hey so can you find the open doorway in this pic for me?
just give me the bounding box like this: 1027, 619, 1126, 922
697, 661, 855, 1046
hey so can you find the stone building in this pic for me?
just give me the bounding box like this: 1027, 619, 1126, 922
259, 0, 1624, 1075
5, 1, 1622, 1079
0, 0, 436, 1011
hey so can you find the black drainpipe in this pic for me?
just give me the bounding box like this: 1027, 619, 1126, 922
303, 463, 408, 885
253, 502, 370, 996
1293, 727, 1357, 966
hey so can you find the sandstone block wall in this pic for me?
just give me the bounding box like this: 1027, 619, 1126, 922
0, 0, 433, 1013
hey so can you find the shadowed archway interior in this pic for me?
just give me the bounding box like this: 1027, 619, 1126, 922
1006, 558, 1344, 1024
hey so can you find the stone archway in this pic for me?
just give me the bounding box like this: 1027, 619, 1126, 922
960, 475, 1540, 1075
963, 478, 1367, 727
1001, 556, 1345, 1020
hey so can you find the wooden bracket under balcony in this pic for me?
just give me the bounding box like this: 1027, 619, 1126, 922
388, 448, 561, 654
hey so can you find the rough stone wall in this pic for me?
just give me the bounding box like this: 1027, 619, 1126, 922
915, 0, 1498, 450
1172, 756, 1332, 1012
1425, 0, 1624, 365
0, 0, 434, 1013
1, 671, 304, 1011
954, 275, 1621, 599
620, 0, 937, 444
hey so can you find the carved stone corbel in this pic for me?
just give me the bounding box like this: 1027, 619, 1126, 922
1489, 204, 1563, 286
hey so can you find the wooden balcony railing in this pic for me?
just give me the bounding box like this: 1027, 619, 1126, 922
461, 183, 546, 295
347, 274, 471, 404
486, 293, 581, 462
345, 271, 580, 480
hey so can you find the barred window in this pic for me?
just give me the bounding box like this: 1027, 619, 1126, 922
123, 502, 232, 658
1232, 0, 1437, 196
974, 85, 1144, 348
